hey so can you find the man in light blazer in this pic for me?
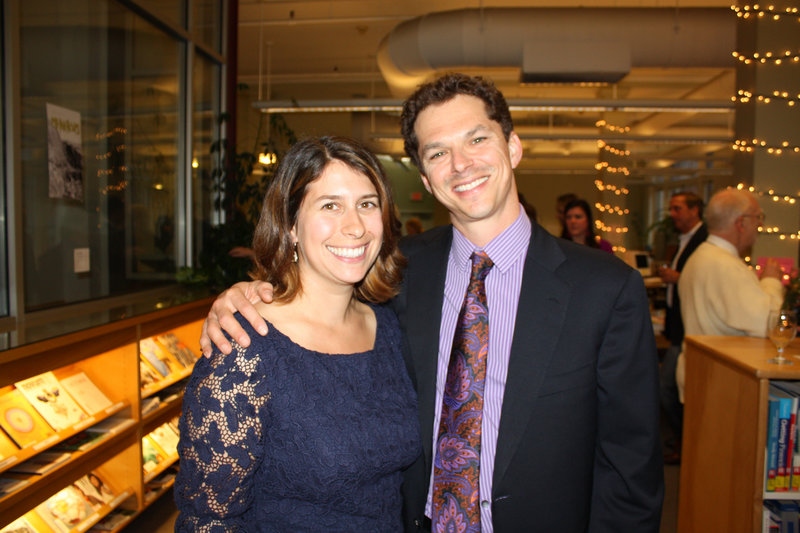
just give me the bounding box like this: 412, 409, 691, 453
201, 73, 663, 532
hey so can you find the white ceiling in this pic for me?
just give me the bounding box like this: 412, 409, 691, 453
236, 0, 738, 182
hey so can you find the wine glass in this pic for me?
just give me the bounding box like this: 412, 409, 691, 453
767, 309, 797, 364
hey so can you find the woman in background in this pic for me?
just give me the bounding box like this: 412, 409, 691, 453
174, 136, 420, 532
560, 198, 614, 253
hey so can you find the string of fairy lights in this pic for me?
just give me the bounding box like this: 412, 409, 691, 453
735, 184, 800, 240
95, 127, 128, 194
594, 121, 632, 249
732, 4, 800, 158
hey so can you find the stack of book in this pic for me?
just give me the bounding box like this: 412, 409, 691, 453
0, 370, 115, 453
142, 416, 180, 476
139, 334, 200, 391
1, 469, 122, 532
766, 382, 800, 493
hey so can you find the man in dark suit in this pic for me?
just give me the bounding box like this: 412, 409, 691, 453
657, 192, 707, 465
201, 73, 663, 532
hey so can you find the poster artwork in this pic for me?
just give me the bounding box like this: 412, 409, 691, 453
46, 103, 84, 201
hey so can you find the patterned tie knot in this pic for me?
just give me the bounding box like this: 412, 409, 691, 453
470, 251, 493, 282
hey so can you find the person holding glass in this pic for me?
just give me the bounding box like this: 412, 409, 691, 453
174, 136, 421, 532
676, 188, 785, 396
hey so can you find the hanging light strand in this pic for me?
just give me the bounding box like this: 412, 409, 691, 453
731, 4, 800, 21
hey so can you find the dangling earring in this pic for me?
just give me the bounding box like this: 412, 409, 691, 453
292, 242, 298, 263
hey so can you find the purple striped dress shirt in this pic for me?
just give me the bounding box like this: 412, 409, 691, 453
425, 206, 531, 532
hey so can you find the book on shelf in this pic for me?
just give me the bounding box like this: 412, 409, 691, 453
764, 499, 800, 532
14, 371, 88, 431
767, 391, 782, 492
147, 423, 179, 457
156, 332, 199, 368
773, 381, 800, 493
141, 396, 162, 416
0, 475, 30, 495
141, 435, 166, 474
89, 508, 136, 531
84, 416, 135, 435
0, 389, 56, 448
7, 450, 72, 475
0, 515, 38, 533
50, 430, 106, 452
0, 428, 19, 459
773, 387, 795, 491
140, 337, 183, 377
59, 372, 113, 415
140, 360, 162, 388
35, 485, 95, 533
72, 471, 116, 508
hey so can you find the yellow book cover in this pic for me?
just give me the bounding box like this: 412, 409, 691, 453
0, 389, 56, 448
140, 338, 183, 377
15, 371, 88, 431
155, 332, 199, 368
59, 372, 112, 415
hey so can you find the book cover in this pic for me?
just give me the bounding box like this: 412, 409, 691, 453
7, 450, 72, 475
15, 372, 88, 431
140, 360, 162, 388
156, 332, 199, 368
0, 515, 38, 533
140, 338, 182, 377
0, 428, 19, 459
148, 423, 179, 457
0, 389, 56, 448
770, 387, 795, 491
772, 381, 800, 492
142, 435, 165, 474
72, 471, 115, 508
767, 394, 781, 492
59, 372, 112, 415
35, 485, 94, 532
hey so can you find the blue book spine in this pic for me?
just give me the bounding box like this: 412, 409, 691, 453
768, 396, 781, 491
777, 397, 793, 491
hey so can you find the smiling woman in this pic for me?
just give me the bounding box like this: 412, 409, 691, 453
174, 136, 421, 532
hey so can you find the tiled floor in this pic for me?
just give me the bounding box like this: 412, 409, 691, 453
132, 465, 680, 533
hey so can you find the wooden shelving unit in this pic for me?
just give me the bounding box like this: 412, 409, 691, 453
0, 296, 213, 529
678, 334, 800, 532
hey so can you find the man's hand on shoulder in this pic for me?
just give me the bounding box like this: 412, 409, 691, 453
200, 281, 275, 356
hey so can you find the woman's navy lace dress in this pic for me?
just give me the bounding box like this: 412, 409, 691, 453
174, 305, 421, 532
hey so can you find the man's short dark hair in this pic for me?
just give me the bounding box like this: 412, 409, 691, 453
672, 191, 704, 218
400, 73, 514, 172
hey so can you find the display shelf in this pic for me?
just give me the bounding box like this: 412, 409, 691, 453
0, 402, 131, 475
677, 335, 800, 533
0, 296, 211, 529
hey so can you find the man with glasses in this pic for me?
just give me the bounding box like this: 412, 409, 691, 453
675, 188, 784, 399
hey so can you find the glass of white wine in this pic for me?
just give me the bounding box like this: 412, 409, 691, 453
768, 309, 797, 365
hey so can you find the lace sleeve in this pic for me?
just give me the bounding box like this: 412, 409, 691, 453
174, 342, 272, 532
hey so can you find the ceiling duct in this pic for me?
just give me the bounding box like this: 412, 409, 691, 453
377, 7, 735, 96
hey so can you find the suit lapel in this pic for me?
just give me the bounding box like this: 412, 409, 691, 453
405, 230, 452, 467
493, 225, 570, 488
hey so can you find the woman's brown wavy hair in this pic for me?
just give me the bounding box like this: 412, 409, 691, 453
251, 136, 406, 303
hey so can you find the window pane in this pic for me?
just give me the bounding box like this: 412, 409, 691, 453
192, 0, 222, 53
191, 52, 222, 274
20, 0, 181, 310
138, 0, 187, 30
